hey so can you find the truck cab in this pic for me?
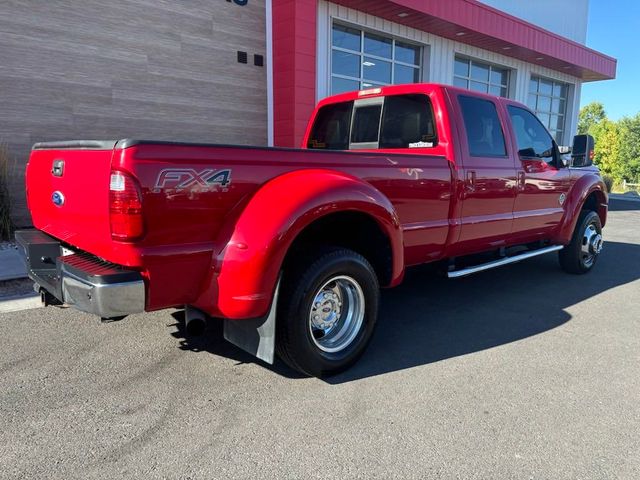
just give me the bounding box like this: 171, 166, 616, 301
304, 84, 605, 258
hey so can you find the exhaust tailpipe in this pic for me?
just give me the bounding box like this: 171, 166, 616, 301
185, 306, 207, 336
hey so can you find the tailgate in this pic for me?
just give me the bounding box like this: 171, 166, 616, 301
26, 141, 116, 254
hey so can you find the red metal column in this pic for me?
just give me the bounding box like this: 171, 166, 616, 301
272, 0, 318, 147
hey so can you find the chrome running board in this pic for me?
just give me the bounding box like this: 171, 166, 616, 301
447, 245, 564, 278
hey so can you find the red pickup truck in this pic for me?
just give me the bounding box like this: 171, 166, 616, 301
17, 83, 607, 377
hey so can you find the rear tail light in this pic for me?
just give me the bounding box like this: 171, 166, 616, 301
109, 170, 144, 241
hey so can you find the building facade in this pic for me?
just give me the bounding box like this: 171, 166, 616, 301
1, 0, 269, 225
1, 0, 615, 225
273, 0, 615, 147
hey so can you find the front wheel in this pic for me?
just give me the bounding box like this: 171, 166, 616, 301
276, 247, 379, 377
559, 210, 603, 274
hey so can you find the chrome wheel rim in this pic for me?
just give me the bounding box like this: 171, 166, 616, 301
581, 223, 603, 268
308, 275, 365, 353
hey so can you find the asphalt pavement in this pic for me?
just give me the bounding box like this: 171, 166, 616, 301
1, 200, 639, 479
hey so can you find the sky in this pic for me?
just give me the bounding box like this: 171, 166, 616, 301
580, 0, 640, 120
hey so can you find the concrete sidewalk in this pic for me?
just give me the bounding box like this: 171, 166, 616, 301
0, 246, 27, 281
0, 292, 40, 314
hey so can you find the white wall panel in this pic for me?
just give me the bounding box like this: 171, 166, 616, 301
478, 0, 589, 44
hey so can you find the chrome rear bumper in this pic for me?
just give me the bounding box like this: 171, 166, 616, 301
15, 230, 145, 319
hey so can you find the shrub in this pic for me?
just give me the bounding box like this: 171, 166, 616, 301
0, 143, 15, 241
602, 175, 614, 193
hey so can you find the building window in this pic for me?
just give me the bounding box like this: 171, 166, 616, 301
453, 56, 510, 98
527, 75, 568, 143
331, 23, 423, 95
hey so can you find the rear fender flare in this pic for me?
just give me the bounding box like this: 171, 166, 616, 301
207, 169, 403, 319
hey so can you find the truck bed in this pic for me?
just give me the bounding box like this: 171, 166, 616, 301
27, 139, 454, 313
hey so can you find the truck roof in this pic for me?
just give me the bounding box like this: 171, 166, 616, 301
316, 82, 522, 109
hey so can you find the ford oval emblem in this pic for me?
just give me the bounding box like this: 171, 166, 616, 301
559, 193, 567, 206
52, 191, 65, 207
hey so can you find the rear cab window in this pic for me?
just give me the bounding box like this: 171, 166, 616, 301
350, 100, 383, 148
307, 94, 438, 150
307, 101, 353, 150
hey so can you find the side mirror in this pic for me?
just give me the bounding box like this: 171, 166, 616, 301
571, 134, 595, 167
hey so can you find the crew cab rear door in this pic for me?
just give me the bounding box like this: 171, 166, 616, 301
450, 92, 518, 254
306, 90, 454, 265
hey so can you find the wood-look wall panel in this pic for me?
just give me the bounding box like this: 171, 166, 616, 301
71, 99, 263, 127
110, 75, 266, 107
0, 0, 267, 226
70, 115, 267, 140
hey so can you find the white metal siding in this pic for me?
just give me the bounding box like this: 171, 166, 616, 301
318, 1, 583, 141
478, 0, 589, 44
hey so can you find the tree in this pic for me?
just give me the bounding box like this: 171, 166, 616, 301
590, 119, 622, 180
618, 114, 640, 182
578, 102, 606, 135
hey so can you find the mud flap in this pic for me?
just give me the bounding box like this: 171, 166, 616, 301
223, 281, 279, 365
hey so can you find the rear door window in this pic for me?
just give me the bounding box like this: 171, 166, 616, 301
458, 95, 507, 157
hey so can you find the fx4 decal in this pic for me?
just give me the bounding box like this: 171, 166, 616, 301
154, 168, 232, 191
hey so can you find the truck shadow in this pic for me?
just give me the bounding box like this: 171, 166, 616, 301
169, 238, 639, 383
609, 199, 640, 211
326, 238, 639, 384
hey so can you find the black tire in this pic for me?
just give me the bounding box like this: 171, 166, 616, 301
558, 210, 603, 274
276, 247, 379, 377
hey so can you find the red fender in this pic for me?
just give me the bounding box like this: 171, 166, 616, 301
193, 169, 403, 319
554, 172, 608, 245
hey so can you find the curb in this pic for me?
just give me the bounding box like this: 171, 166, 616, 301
0, 293, 41, 314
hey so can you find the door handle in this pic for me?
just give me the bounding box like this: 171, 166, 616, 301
466, 171, 476, 192
517, 171, 526, 190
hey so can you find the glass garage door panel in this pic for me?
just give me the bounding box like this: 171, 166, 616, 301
529, 75, 570, 143
330, 23, 423, 95
453, 56, 510, 98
